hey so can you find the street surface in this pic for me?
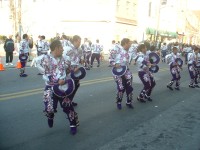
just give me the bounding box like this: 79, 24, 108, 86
0, 58, 200, 150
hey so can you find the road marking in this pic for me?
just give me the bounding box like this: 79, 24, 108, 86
0, 78, 116, 101
0, 77, 113, 98
0, 88, 43, 97
0, 67, 171, 101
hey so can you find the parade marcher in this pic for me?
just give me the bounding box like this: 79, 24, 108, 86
61, 34, 71, 48
110, 38, 134, 109
128, 40, 138, 65
4, 35, 15, 66
108, 40, 116, 67
36, 35, 49, 56
161, 43, 168, 62
55, 33, 61, 40
81, 38, 92, 70
63, 35, 83, 107
35, 35, 49, 75
28, 35, 34, 62
36, 40, 79, 134
136, 44, 156, 103
166, 46, 182, 91
35, 35, 41, 56
90, 39, 103, 68
19, 34, 29, 77
197, 49, 200, 83
187, 47, 200, 88
183, 44, 192, 65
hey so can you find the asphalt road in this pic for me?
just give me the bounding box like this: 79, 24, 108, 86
0, 60, 200, 150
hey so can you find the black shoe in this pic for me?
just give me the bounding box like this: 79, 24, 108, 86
137, 97, 146, 103
167, 85, 173, 91
174, 87, 180, 91
97, 65, 100, 67
20, 73, 28, 77
117, 102, 122, 110
90, 65, 93, 68
145, 95, 153, 102
147, 97, 153, 102
126, 103, 134, 109
37, 73, 43, 75
72, 102, 78, 107
48, 118, 53, 128
54, 109, 57, 113
194, 84, 200, 88
85, 67, 90, 70
189, 84, 195, 88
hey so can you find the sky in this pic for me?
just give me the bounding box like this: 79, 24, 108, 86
188, 0, 200, 10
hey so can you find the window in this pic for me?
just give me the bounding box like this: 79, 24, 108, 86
161, 0, 167, 5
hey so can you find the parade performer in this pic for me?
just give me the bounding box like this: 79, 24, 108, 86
197, 49, 200, 83
36, 40, 79, 134
108, 40, 117, 67
128, 40, 138, 65
160, 43, 168, 63
36, 35, 49, 56
19, 34, 29, 77
183, 44, 192, 65
60, 34, 71, 48
110, 38, 134, 109
187, 47, 200, 88
35, 35, 50, 75
108, 40, 116, 67
136, 44, 158, 103
90, 39, 103, 67
166, 46, 182, 91
63, 35, 83, 107
81, 38, 92, 70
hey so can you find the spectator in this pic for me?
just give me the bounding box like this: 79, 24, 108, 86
4, 35, 15, 66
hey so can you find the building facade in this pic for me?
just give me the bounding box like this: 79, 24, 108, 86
140, 0, 200, 44
0, 0, 200, 49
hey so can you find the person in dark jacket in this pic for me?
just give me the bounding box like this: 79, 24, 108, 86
4, 35, 15, 66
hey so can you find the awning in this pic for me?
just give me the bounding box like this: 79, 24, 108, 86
167, 32, 177, 38
146, 28, 177, 38
146, 28, 156, 35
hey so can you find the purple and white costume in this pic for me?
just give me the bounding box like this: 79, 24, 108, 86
63, 44, 84, 102
37, 40, 49, 56
61, 39, 71, 48
109, 44, 122, 65
91, 43, 103, 67
19, 39, 29, 76
109, 44, 134, 106
166, 52, 182, 89
128, 43, 138, 64
187, 52, 199, 87
81, 42, 92, 69
136, 51, 156, 101
36, 54, 79, 128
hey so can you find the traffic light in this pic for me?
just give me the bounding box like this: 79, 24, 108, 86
161, 0, 167, 5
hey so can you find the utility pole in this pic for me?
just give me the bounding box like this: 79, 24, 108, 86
18, 0, 22, 37
155, 0, 161, 42
9, 0, 16, 35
